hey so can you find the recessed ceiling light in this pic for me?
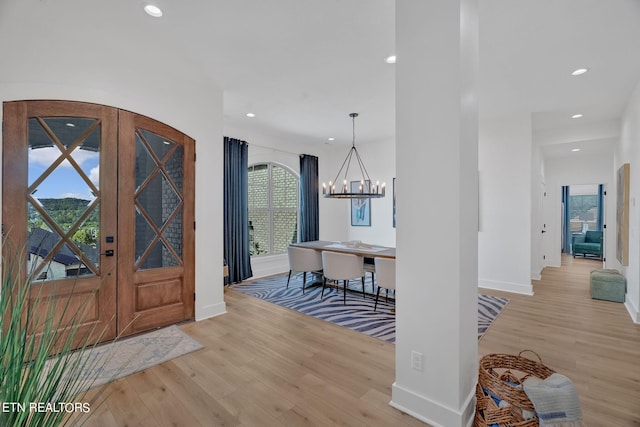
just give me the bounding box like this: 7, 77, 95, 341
144, 5, 163, 17
246, 113, 255, 118
328, 137, 335, 141
571, 68, 588, 76
385, 55, 396, 64
571, 148, 581, 152
571, 114, 583, 119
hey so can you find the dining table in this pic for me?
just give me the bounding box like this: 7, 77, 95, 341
290, 240, 396, 259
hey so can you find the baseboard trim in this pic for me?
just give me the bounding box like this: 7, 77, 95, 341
478, 278, 534, 295
250, 254, 289, 279
624, 298, 640, 324
390, 382, 475, 427
195, 301, 227, 321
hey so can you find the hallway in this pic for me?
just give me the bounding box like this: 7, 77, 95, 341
479, 255, 640, 425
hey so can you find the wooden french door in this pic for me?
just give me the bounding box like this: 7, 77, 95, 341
117, 110, 195, 335
2, 100, 194, 346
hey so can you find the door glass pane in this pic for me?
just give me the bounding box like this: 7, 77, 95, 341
27, 117, 101, 282
140, 129, 175, 162
163, 212, 183, 260
135, 133, 155, 191
134, 128, 183, 271
164, 146, 183, 194
135, 209, 156, 264
137, 172, 180, 229
139, 241, 179, 270
41, 117, 98, 151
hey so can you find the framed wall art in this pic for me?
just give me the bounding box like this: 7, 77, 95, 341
350, 180, 371, 226
616, 163, 630, 266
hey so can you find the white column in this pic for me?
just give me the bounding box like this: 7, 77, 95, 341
392, 0, 479, 426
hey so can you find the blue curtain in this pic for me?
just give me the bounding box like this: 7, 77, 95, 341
299, 154, 319, 242
596, 184, 604, 231
223, 137, 253, 284
562, 186, 571, 253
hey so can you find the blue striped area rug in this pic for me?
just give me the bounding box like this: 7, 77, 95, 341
230, 273, 508, 343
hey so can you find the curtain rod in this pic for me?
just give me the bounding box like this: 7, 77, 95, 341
248, 142, 311, 158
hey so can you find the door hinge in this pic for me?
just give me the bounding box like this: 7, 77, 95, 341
194, 152, 196, 161
604, 224, 607, 229
193, 293, 196, 301
194, 221, 196, 230
543, 255, 546, 260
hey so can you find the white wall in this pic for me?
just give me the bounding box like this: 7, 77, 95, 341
0, 0, 226, 321
478, 114, 534, 294
616, 79, 640, 323
543, 153, 613, 268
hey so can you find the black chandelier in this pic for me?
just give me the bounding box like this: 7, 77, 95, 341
322, 113, 385, 199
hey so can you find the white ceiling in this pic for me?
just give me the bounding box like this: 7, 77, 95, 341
3, 0, 640, 156
211, 0, 640, 153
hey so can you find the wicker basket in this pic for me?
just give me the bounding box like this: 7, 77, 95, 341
474, 350, 555, 427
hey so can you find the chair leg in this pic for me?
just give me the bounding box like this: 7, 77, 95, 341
344, 280, 347, 305
321, 276, 327, 299
302, 272, 307, 294
286, 270, 292, 288
362, 276, 366, 298
374, 286, 381, 311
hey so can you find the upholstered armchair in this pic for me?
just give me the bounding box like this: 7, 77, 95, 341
572, 230, 603, 259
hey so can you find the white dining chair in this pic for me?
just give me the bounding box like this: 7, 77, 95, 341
287, 246, 323, 293
321, 251, 366, 304
374, 257, 396, 311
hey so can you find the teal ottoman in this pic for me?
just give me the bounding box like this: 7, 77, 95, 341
590, 269, 626, 303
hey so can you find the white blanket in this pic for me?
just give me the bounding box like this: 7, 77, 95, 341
523, 373, 584, 427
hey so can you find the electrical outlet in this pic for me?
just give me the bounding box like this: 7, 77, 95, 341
411, 351, 423, 372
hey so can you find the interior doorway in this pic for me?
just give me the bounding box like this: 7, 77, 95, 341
2, 100, 195, 347
561, 184, 606, 264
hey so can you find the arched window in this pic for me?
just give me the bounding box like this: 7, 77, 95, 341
248, 163, 299, 256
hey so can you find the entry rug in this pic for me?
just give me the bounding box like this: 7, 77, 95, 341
48, 325, 203, 392
231, 274, 508, 343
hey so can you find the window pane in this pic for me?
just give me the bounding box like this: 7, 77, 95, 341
248, 164, 269, 209
247, 163, 298, 256
570, 194, 598, 231
249, 211, 269, 256
273, 211, 298, 254
272, 165, 297, 208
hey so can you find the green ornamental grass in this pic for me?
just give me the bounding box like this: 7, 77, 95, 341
1, 248, 112, 427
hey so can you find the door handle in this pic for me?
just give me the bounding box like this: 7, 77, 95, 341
541, 230, 546, 234
102, 249, 115, 257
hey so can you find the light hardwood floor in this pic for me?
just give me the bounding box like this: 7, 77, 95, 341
80, 256, 640, 426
